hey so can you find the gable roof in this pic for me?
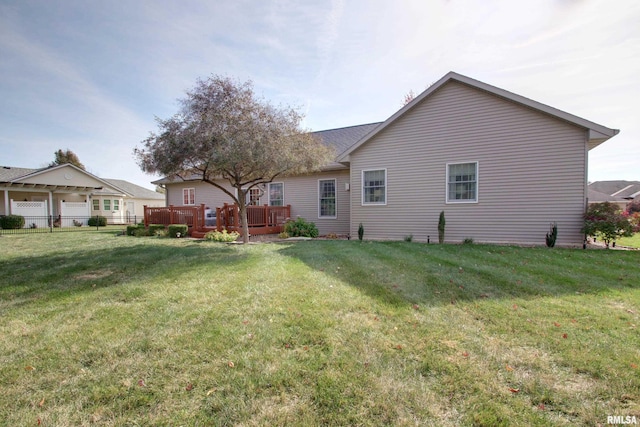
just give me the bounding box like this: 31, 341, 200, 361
103, 179, 165, 200
1, 164, 161, 198
337, 71, 619, 162
0, 164, 115, 192
589, 180, 640, 200
0, 166, 38, 181
587, 188, 625, 203
313, 122, 382, 157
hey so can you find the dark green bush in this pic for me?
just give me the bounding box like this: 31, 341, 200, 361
358, 223, 364, 241
284, 217, 319, 238
88, 216, 107, 227
0, 215, 25, 229
545, 222, 557, 248
133, 227, 151, 237
438, 211, 446, 244
126, 224, 143, 236
148, 224, 166, 235
168, 224, 188, 238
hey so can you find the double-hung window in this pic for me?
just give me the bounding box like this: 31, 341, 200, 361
103, 199, 111, 211
183, 188, 195, 205
362, 169, 386, 205
318, 179, 337, 218
268, 182, 284, 206
446, 162, 478, 203
113, 200, 120, 211
92, 200, 100, 211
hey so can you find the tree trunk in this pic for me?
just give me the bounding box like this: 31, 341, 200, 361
238, 190, 250, 244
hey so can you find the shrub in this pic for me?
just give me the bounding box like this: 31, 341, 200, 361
126, 224, 143, 236
358, 223, 364, 241
284, 217, 319, 238
204, 229, 240, 242
463, 237, 474, 245
582, 202, 633, 248
0, 215, 25, 229
627, 212, 640, 233
438, 211, 446, 244
168, 224, 189, 238
133, 227, 151, 237
626, 200, 640, 214
148, 224, 166, 236
88, 216, 107, 227
545, 222, 558, 248
278, 231, 290, 239
404, 234, 413, 242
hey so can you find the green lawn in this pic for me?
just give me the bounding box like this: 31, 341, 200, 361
618, 233, 640, 249
1, 233, 639, 426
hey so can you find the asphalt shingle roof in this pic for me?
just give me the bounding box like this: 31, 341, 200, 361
589, 181, 640, 199
312, 122, 382, 156
103, 179, 164, 200
0, 166, 39, 181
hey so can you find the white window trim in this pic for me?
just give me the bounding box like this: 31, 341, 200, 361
318, 178, 337, 219
268, 182, 285, 206
183, 188, 195, 205
361, 168, 387, 206
445, 161, 479, 204
236, 186, 265, 206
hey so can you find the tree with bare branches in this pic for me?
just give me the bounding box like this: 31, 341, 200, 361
135, 75, 333, 243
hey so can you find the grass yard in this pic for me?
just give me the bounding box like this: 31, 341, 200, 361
618, 233, 640, 249
1, 233, 639, 426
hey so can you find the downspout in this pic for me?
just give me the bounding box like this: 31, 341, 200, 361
3, 189, 8, 214
584, 131, 590, 248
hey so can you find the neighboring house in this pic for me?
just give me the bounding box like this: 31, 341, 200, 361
588, 181, 640, 210
0, 163, 164, 225
98, 179, 165, 222
155, 72, 619, 246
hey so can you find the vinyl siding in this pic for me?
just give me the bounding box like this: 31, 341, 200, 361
349, 81, 589, 245
166, 181, 236, 209
279, 170, 350, 235
164, 170, 350, 235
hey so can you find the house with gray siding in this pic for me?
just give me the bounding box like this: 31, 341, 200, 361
155, 72, 619, 246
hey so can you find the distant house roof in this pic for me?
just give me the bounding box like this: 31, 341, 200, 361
337, 71, 619, 162
587, 188, 624, 203
0, 166, 39, 181
589, 181, 640, 200
102, 179, 164, 200
1, 164, 160, 199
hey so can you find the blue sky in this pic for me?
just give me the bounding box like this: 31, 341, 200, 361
1, 0, 638, 190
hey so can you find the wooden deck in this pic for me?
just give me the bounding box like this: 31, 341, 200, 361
144, 204, 291, 238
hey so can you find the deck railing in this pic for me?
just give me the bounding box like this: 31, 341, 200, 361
143, 203, 291, 236
216, 204, 291, 234
144, 204, 205, 230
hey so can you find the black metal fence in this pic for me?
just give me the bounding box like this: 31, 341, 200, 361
0, 215, 140, 235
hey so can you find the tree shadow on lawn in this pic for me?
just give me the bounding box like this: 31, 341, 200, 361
0, 240, 248, 310
276, 240, 640, 308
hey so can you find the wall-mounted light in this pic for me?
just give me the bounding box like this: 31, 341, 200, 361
345, 183, 350, 191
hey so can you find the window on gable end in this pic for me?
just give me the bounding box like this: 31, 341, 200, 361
362, 169, 386, 205
446, 162, 478, 203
